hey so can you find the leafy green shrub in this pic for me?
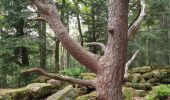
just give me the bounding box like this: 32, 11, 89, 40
59, 67, 86, 77
157, 85, 170, 99
145, 85, 170, 100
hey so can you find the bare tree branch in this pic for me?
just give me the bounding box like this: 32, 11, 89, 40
27, 17, 45, 21
85, 42, 106, 52
29, 0, 98, 73
21, 68, 96, 88
124, 49, 139, 79
128, 0, 146, 39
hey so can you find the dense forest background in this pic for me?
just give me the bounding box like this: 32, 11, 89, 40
0, 0, 169, 88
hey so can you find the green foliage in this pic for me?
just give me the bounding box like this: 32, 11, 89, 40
145, 85, 170, 100
59, 67, 86, 77
123, 88, 133, 100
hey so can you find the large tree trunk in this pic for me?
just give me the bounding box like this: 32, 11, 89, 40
96, 0, 128, 99
28, 0, 145, 99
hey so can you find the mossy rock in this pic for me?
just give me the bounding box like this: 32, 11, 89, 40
80, 73, 96, 79
123, 87, 146, 100
124, 82, 146, 90
76, 91, 96, 100
82, 76, 96, 80
139, 78, 146, 84
152, 70, 161, 78
136, 90, 146, 97
0, 83, 61, 100
147, 78, 159, 85
145, 83, 152, 90
132, 66, 152, 73
123, 87, 134, 100
32, 76, 51, 83
0, 88, 29, 100
127, 74, 134, 82
46, 85, 78, 100
132, 73, 142, 82
142, 72, 153, 79
75, 87, 88, 96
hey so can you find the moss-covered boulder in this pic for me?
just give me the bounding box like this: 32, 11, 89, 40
139, 78, 146, 84
46, 85, 77, 100
132, 73, 142, 82
145, 83, 152, 90
32, 76, 51, 83
124, 82, 146, 90
127, 74, 134, 82
123, 87, 146, 100
0, 83, 61, 100
136, 90, 146, 97
123, 87, 133, 100
132, 66, 152, 73
142, 72, 153, 79
75, 86, 88, 96
76, 91, 96, 100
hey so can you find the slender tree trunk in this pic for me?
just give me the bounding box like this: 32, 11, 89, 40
96, 0, 128, 99
38, 19, 46, 70
73, 0, 84, 47
76, 13, 83, 47
91, 4, 97, 54
164, 16, 169, 65
14, 18, 29, 66
55, 40, 60, 71
21, 47, 29, 66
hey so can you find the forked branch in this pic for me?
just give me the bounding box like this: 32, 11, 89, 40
29, 0, 98, 73
124, 49, 139, 79
85, 42, 106, 52
128, 0, 146, 39
21, 68, 96, 88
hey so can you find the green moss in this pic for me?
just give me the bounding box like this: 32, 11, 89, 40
132, 73, 142, 82
124, 82, 146, 90
142, 72, 153, 79
0, 83, 61, 100
75, 87, 88, 96
80, 73, 96, 79
123, 88, 133, 100
127, 74, 134, 82
132, 66, 152, 73
145, 83, 152, 90
47, 85, 78, 100
139, 78, 146, 84
82, 76, 96, 80
76, 91, 96, 100
136, 90, 146, 97
32, 76, 50, 83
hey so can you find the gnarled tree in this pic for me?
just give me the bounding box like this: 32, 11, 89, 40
23, 0, 146, 99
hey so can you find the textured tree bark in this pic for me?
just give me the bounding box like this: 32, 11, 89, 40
96, 0, 128, 99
